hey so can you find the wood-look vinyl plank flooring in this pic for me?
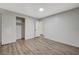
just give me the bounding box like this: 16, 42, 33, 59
0, 37, 79, 55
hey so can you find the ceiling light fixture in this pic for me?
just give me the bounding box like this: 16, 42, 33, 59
39, 8, 44, 12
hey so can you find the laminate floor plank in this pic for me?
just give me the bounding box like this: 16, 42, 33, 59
0, 37, 79, 55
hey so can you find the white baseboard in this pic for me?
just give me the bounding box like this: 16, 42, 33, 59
44, 36, 79, 48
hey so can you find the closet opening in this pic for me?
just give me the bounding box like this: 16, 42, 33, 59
16, 17, 25, 40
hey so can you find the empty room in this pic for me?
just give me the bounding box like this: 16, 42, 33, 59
0, 3, 79, 55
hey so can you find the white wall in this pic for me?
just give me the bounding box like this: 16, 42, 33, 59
0, 14, 2, 44
2, 14, 16, 44
25, 17, 36, 39
42, 8, 79, 47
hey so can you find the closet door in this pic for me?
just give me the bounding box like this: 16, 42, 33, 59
34, 20, 43, 37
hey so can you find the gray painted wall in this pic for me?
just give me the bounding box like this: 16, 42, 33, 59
42, 8, 79, 47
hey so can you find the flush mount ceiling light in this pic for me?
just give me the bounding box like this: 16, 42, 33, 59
39, 8, 44, 12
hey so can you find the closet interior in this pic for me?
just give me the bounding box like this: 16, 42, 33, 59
16, 17, 25, 40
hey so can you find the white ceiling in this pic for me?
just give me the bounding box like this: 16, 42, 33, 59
0, 3, 79, 19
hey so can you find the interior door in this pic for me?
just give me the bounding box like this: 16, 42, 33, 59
35, 20, 43, 37
35, 20, 40, 37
